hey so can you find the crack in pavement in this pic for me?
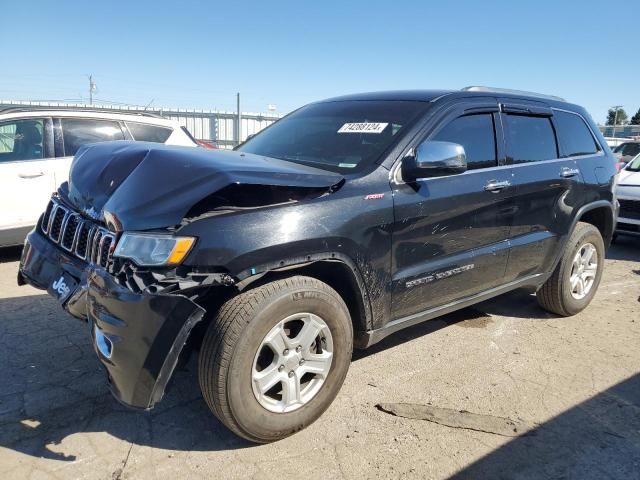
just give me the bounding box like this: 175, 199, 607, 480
112, 442, 134, 480
376, 403, 534, 437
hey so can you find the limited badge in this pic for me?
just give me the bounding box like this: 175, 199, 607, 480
338, 122, 388, 134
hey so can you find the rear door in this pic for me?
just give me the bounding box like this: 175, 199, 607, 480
390, 98, 515, 319
52, 117, 126, 186
0, 117, 55, 237
500, 101, 587, 281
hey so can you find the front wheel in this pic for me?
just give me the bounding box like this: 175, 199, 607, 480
537, 222, 605, 316
198, 276, 353, 443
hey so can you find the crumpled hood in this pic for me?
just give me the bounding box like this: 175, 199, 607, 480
65, 141, 343, 231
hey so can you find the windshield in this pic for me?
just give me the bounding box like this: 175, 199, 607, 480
626, 154, 640, 172
237, 100, 428, 173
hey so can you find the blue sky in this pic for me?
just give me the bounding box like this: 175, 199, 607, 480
2, 0, 637, 123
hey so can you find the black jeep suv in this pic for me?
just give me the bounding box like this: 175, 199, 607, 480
18, 87, 617, 443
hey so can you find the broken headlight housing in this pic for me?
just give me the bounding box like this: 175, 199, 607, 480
113, 233, 196, 267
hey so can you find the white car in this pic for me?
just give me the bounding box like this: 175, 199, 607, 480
616, 153, 640, 237
0, 108, 198, 246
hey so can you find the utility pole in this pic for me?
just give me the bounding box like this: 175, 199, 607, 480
611, 105, 622, 139
236, 92, 241, 146
88, 75, 97, 105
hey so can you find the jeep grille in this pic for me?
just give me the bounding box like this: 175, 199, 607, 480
41, 197, 116, 268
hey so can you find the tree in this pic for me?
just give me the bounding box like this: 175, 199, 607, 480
606, 108, 628, 126
630, 108, 640, 125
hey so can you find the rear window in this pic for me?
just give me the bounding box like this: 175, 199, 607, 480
554, 111, 599, 157
504, 114, 557, 163
61, 118, 125, 156
126, 122, 172, 143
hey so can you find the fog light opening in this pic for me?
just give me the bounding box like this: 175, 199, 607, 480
94, 325, 113, 359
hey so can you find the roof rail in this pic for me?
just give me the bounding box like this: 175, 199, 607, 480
461, 86, 566, 102
0, 105, 165, 118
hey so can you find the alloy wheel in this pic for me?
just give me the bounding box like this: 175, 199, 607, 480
569, 242, 598, 300
252, 313, 333, 413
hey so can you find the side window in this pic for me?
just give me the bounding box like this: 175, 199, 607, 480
554, 111, 599, 157
431, 114, 497, 169
504, 114, 557, 163
619, 143, 640, 157
125, 122, 172, 143
60, 118, 125, 156
0, 119, 45, 162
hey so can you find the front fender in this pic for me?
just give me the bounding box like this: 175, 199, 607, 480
178, 178, 395, 330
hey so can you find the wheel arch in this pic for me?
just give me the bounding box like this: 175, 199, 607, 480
549, 200, 615, 274
234, 254, 373, 336
575, 201, 615, 247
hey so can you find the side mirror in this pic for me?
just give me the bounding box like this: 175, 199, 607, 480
402, 141, 467, 181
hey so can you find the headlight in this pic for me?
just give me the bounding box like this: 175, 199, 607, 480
113, 233, 196, 267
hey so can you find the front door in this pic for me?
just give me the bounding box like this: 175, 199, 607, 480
390, 99, 514, 320
0, 118, 55, 239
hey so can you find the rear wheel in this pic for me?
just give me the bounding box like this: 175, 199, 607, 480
537, 222, 605, 316
198, 276, 353, 443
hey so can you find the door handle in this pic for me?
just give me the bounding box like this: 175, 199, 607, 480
560, 167, 580, 178
18, 172, 45, 179
484, 179, 511, 192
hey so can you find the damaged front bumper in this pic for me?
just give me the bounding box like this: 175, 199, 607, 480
19, 228, 208, 410
87, 268, 204, 409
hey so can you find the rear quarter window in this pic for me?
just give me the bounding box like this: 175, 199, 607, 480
125, 122, 172, 143
554, 111, 599, 157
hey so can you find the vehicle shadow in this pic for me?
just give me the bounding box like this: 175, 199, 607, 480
0, 246, 22, 263
450, 372, 640, 479
607, 235, 640, 261
353, 306, 493, 360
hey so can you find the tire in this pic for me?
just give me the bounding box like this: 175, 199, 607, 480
198, 275, 353, 443
537, 222, 605, 316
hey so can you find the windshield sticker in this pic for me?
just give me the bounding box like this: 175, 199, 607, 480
338, 163, 357, 168
338, 122, 388, 134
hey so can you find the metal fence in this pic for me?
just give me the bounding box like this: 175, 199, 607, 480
599, 125, 640, 139
0, 100, 281, 148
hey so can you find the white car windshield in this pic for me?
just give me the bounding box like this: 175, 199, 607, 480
626, 154, 640, 172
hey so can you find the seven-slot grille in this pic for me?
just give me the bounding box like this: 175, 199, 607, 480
40, 197, 116, 268
619, 199, 640, 221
